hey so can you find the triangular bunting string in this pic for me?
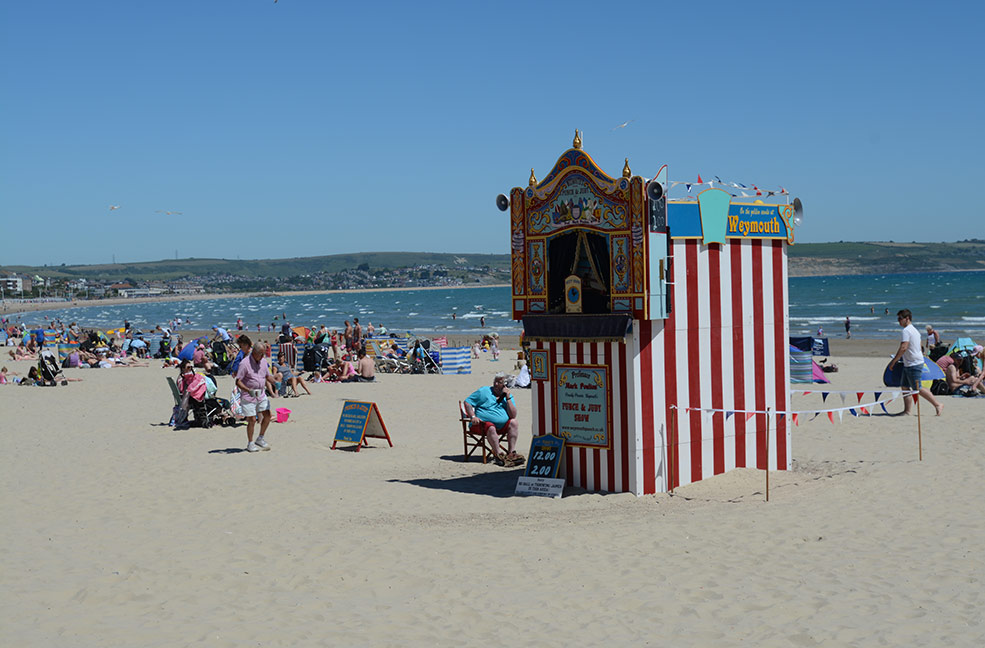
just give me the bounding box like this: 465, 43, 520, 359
792, 413, 799, 426
827, 411, 834, 424
856, 392, 864, 403
745, 412, 755, 423
821, 392, 829, 402
839, 394, 847, 404
849, 408, 858, 417
861, 407, 870, 416
838, 410, 844, 423
874, 391, 882, 401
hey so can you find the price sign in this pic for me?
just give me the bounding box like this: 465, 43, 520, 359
524, 434, 565, 479
516, 434, 566, 498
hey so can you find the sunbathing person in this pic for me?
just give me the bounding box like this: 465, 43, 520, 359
945, 356, 985, 396
343, 348, 375, 382
274, 351, 312, 396
323, 357, 356, 383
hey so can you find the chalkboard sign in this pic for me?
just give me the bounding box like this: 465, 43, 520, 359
332, 400, 393, 451
524, 434, 565, 479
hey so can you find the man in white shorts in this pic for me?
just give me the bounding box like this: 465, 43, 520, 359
235, 339, 274, 452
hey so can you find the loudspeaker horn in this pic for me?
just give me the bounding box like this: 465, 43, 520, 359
646, 181, 664, 202
495, 194, 510, 212
792, 197, 804, 227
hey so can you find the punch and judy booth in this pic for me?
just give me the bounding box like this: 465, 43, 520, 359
502, 132, 799, 495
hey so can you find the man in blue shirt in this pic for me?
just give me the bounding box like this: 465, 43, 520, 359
212, 325, 232, 342
464, 372, 523, 466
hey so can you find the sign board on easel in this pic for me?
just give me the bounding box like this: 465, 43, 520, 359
332, 400, 393, 451
515, 434, 566, 498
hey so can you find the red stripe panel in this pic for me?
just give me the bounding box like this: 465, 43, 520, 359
772, 240, 787, 469
686, 240, 702, 483
709, 244, 724, 475
639, 320, 655, 493
751, 240, 766, 469
663, 247, 679, 490
730, 241, 746, 467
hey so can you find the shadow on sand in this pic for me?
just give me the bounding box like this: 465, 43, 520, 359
389, 468, 524, 498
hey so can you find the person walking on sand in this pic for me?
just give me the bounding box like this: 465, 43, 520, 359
235, 339, 275, 452
844, 316, 851, 339
888, 309, 943, 416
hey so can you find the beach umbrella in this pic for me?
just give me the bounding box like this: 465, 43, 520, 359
292, 326, 309, 340
882, 355, 945, 388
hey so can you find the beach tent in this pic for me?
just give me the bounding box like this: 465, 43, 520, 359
882, 356, 944, 388
292, 326, 309, 341
947, 337, 977, 355
177, 343, 196, 362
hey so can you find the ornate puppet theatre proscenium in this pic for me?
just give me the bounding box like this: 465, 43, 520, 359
498, 132, 802, 495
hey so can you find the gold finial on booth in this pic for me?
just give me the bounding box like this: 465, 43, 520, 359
529, 168, 537, 186
623, 158, 632, 178
573, 129, 582, 150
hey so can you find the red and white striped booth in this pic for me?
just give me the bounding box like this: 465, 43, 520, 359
506, 133, 797, 494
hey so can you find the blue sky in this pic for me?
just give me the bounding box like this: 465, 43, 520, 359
2, 1, 982, 266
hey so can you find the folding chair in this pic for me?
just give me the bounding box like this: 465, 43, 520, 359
459, 400, 508, 463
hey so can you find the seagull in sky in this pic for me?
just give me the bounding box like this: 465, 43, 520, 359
610, 120, 635, 131
156, 210, 183, 216
108, 205, 120, 211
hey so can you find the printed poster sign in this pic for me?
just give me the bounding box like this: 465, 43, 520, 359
554, 363, 611, 448
332, 400, 393, 451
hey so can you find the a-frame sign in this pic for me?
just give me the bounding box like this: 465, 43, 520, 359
331, 400, 393, 451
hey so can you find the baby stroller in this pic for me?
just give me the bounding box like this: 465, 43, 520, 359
38, 349, 65, 385
156, 337, 173, 359
211, 340, 231, 375
204, 395, 236, 427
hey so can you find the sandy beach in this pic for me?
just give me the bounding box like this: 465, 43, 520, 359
2, 343, 983, 647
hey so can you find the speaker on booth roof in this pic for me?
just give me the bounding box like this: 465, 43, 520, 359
792, 197, 804, 226
648, 182, 667, 233
646, 181, 664, 202
495, 194, 510, 212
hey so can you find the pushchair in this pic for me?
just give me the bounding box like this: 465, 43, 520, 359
211, 340, 232, 375
38, 349, 65, 385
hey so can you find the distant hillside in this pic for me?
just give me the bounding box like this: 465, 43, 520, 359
1, 252, 511, 282
3, 242, 983, 284
787, 240, 985, 276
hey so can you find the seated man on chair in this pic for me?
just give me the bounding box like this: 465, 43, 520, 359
463, 372, 523, 466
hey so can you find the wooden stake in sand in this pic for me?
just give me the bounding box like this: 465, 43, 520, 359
916, 391, 923, 461
765, 407, 771, 502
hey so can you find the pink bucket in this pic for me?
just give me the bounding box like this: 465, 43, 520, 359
275, 407, 291, 423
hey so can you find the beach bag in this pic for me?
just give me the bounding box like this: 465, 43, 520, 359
230, 386, 244, 418
930, 379, 949, 396
171, 404, 189, 428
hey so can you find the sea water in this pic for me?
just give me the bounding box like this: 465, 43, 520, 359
8, 271, 984, 341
